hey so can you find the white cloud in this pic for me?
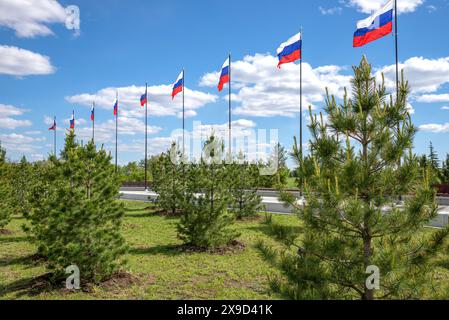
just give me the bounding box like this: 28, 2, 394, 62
319, 6, 343, 15
441, 106, 449, 110
0, 0, 66, 38
416, 94, 449, 103
419, 123, 449, 133
0, 103, 32, 129
376, 57, 449, 94
348, 0, 424, 14
200, 54, 352, 118
0, 45, 55, 76
66, 85, 217, 119
74, 117, 163, 147
0, 133, 45, 153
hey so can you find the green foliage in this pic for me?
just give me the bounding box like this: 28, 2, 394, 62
25, 131, 127, 283
227, 153, 263, 219
177, 136, 240, 248
151, 143, 185, 214
261, 56, 449, 300
0, 143, 13, 229
441, 154, 449, 184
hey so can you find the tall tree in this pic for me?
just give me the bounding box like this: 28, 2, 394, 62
428, 142, 440, 170
260, 57, 449, 300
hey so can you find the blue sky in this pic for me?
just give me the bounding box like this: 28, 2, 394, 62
0, 0, 449, 166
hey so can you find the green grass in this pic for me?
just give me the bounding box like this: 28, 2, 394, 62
0, 201, 299, 300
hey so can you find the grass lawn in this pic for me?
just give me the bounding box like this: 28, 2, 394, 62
0, 200, 299, 300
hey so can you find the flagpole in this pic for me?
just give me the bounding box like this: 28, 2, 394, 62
182, 69, 185, 156
54, 116, 57, 156
229, 53, 232, 158
115, 91, 118, 173
300, 27, 303, 195
92, 101, 95, 144
145, 82, 148, 191
394, 0, 399, 100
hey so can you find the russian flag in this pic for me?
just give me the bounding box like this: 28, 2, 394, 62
140, 91, 147, 107
49, 117, 56, 131
113, 99, 118, 116
70, 111, 75, 129
172, 71, 184, 99
218, 57, 230, 92
277, 32, 302, 68
353, 0, 393, 47
91, 103, 95, 121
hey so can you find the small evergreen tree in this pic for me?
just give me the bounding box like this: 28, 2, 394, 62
178, 136, 239, 248
260, 57, 449, 300
151, 143, 185, 214
228, 152, 263, 219
429, 142, 439, 170
26, 132, 127, 282
441, 154, 449, 184
10, 155, 33, 217
0, 143, 13, 230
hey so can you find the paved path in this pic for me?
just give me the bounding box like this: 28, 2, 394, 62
119, 189, 449, 228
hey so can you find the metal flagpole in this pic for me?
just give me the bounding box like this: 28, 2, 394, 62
92, 101, 95, 144
300, 27, 303, 194
145, 82, 148, 191
54, 116, 57, 156
394, 0, 399, 101
229, 53, 232, 158
182, 69, 185, 156
115, 91, 118, 172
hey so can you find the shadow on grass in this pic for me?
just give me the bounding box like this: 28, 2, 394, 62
0, 236, 30, 244
128, 244, 183, 256
0, 253, 43, 268
125, 212, 155, 218
0, 273, 57, 298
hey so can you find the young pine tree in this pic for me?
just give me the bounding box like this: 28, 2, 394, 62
26, 132, 127, 283
228, 152, 263, 219
261, 57, 449, 300
151, 142, 185, 215
0, 143, 13, 230
178, 136, 239, 248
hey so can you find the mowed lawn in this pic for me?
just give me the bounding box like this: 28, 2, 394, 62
0, 201, 298, 300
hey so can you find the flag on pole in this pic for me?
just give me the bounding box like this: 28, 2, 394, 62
277, 32, 302, 68
218, 57, 230, 92
353, 0, 393, 47
113, 99, 118, 116
49, 117, 56, 131
91, 103, 95, 121
70, 111, 75, 129
140, 90, 147, 107
172, 71, 184, 99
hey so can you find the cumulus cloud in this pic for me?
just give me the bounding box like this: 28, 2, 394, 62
419, 123, 449, 133
200, 54, 352, 118
0, 45, 56, 76
0, 104, 32, 129
348, 0, 424, 14
66, 85, 217, 119
375, 57, 449, 94
0, 0, 66, 38
416, 94, 449, 103
441, 106, 449, 110
319, 6, 343, 15
0, 133, 45, 153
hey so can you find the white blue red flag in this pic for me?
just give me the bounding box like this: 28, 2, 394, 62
172, 71, 184, 99
113, 99, 118, 116
218, 57, 230, 92
70, 111, 75, 129
49, 117, 56, 131
140, 90, 147, 107
353, 0, 393, 47
277, 32, 302, 68
91, 103, 95, 121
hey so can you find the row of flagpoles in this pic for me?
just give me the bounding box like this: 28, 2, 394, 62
49, 0, 400, 190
